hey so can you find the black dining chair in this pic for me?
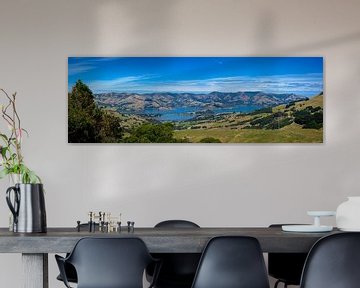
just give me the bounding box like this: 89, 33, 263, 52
191, 236, 270, 288
55, 237, 161, 288
300, 232, 360, 288
56, 223, 99, 284
268, 224, 308, 288
146, 220, 201, 288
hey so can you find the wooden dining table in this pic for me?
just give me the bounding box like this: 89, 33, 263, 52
0, 226, 339, 288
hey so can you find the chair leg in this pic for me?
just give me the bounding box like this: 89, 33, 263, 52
274, 280, 289, 288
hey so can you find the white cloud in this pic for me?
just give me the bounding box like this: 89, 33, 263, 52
68, 62, 95, 76
88, 73, 323, 96
68, 58, 115, 76
88, 75, 156, 93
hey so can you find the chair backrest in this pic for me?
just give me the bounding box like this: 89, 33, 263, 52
67, 237, 154, 288
150, 220, 201, 287
300, 232, 360, 288
155, 220, 200, 228
191, 236, 270, 288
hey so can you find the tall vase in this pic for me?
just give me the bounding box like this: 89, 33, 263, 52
6, 183, 47, 233
336, 197, 360, 231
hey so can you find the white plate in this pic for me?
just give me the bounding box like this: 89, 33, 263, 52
282, 225, 333, 232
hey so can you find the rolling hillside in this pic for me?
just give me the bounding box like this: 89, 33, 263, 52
173, 93, 323, 143
95, 91, 307, 112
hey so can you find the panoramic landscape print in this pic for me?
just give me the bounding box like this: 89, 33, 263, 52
68, 57, 323, 143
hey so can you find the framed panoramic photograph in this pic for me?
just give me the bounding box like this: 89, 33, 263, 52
68, 57, 323, 143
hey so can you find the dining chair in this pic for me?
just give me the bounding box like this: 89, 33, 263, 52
268, 224, 308, 288
146, 220, 201, 288
55, 237, 161, 288
300, 232, 360, 288
191, 236, 270, 288
56, 223, 99, 284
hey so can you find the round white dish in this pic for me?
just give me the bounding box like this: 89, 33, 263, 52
282, 225, 333, 233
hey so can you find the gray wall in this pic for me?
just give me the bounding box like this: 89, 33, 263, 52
1, 0, 360, 287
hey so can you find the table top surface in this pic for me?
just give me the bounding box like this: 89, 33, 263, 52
0, 227, 340, 253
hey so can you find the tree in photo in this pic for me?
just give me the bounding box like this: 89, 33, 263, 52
68, 80, 123, 143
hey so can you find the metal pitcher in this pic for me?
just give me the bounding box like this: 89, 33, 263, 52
6, 183, 47, 233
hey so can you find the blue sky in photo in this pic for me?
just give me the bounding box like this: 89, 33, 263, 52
68, 57, 323, 96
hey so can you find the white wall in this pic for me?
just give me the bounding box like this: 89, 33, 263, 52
1, 0, 360, 287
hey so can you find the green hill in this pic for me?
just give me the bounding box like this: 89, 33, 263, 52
174, 94, 323, 143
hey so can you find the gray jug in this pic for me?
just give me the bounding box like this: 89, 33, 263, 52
6, 183, 47, 233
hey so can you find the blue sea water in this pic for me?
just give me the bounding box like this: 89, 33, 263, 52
120, 105, 264, 122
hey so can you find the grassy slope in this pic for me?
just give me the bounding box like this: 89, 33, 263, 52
274, 94, 323, 112
174, 95, 324, 143
174, 124, 323, 143
104, 109, 149, 130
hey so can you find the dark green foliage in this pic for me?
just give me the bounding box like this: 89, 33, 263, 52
68, 81, 99, 142
199, 137, 221, 143
308, 106, 321, 113
303, 120, 323, 129
293, 106, 323, 129
238, 119, 253, 125
250, 115, 272, 126
249, 111, 292, 130
68, 80, 123, 143
125, 123, 179, 143
293, 109, 311, 125
98, 113, 123, 142
245, 103, 323, 131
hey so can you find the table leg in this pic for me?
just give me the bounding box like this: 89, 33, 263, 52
22, 253, 48, 288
